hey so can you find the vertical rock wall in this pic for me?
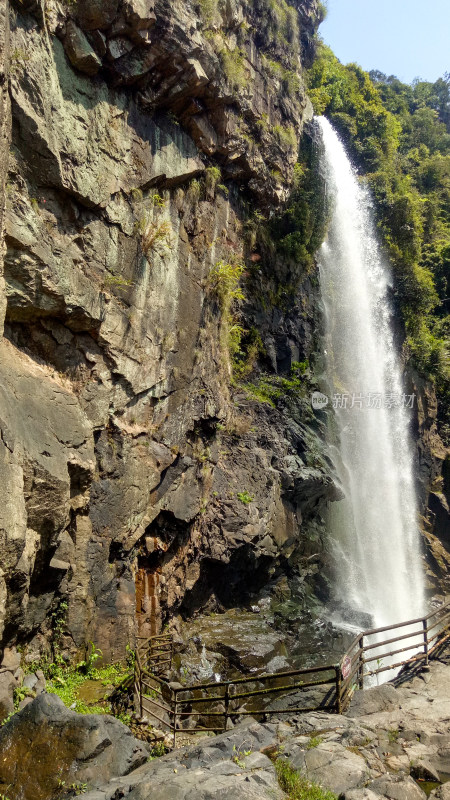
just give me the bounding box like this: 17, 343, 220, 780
0, 0, 337, 664
0, 0, 9, 334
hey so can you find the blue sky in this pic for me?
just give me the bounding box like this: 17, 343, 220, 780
319, 0, 450, 84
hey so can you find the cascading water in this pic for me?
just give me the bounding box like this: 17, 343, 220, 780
316, 116, 425, 632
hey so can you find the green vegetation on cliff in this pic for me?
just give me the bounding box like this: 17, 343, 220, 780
307, 45, 450, 437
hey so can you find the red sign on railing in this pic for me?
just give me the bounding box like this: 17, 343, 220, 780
341, 655, 352, 680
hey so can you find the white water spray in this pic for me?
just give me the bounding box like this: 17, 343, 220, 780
316, 117, 425, 630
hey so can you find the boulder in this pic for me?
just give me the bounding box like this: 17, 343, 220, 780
1, 647, 21, 671
64, 21, 102, 75
76, 0, 120, 31
0, 670, 15, 721
78, 720, 284, 800
430, 784, 450, 799
368, 775, 427, 799
0, 693, 148, 800
346, 684, 400, 717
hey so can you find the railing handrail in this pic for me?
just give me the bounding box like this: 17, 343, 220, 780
135, 597, 450, 746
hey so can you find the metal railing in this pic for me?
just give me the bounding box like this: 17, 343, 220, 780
134, 598, 450, 746
339, 598, 450, 706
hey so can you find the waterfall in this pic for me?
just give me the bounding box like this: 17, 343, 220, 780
316, 116, 425, 631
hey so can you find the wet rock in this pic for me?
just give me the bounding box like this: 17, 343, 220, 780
0, 693, 148, 800
180, 611, 289, 677
410, 759, 441, 782
0, 0, 333, 668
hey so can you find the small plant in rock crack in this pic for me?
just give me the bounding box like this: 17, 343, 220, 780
237, 490, 253, 505
232, 743, 252, 768
148, 741, 167, 760
275, 758, 338, 800
141, 220, 172, 256
151, 192, 166, 208
306, 735, 323, 749
13, 686, 35, 709
387, 728, 399, 744
104, 272, 134, 288
77, 642, 102, 676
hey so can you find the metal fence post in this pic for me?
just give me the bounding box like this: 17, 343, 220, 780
224, 683, 230, 732
173, 689, 177, 749
358, 636, 364, 690
423, 618, 429, 666
335, 667, 342, 714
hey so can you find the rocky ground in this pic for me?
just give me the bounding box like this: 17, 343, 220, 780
2, 648, 450, 800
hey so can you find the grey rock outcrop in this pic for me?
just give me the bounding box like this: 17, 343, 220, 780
2, 650, 450, 800
21, 653, 448, 800
0, 693, 148, 800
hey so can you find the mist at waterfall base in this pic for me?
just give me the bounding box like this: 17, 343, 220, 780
316, 116, 425, 640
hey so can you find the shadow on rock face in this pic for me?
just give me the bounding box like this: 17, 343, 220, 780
0, 693, 148, 800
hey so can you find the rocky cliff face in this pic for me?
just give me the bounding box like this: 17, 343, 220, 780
0, 0, 338, 664
1, 0, 446, 673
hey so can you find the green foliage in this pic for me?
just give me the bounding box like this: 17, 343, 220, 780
253, 0, 300, 66
205, 166, 222, 195
237, 490, 254, 504
243, 362, 313, 416
208, 260, 245, 310
271, 138, 329, 274
261, 56, 301, 97
388, 728, 399, 744
45, 659, 131, 715
232, 744, 253, 767
208, 260, 246, 372
197, 0, 218, 26
187, 178, 201, 205
105, 273, 134, 288
148, 741, 168, 760
151, 192, 166, 208
13, 686, 34, 709
77, 642, 102, 676
308, 47, 450, 436
275, 758, 338, 800
307, 735, 323, 749
274, 124, 298, 149
220, 47, 247, 91
141, 220, 172, 257
131, 188, 143, 202
232, 327, 265, 380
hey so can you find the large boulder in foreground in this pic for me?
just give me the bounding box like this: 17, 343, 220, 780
0, 693, 148, 800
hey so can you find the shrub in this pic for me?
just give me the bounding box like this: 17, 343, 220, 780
208, 260, 246, 372
208, 260, 245, 311
220, 48, 247, 91
141, 220, 172, 256
197, 0, 218, 26
205, 166, 222, 195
